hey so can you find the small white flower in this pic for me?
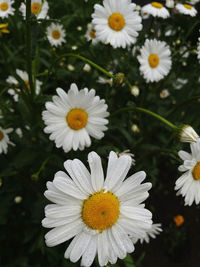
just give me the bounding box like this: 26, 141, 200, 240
46, 23, 66, 47
92, 0, 142, 49
42, 83, 109, 153
0, 0, 14, 18
132, 223, 162, 244
20, 0, 49, 19
179, 125, 199, 143
85, 23, 99, 45
42, 151, 152, 266
0, 127, 14, 154
175, 138, 200, 206
175, 3, 197, 17
160, 89, 169, 99
142, 2, 170, 19
131, 85, 140, 97
6, 69, 42, 102
137, 39, 172, 83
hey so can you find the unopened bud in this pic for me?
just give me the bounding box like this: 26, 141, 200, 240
83, 63, 91, 72
14, 196, 22, 204
113, 72, 125, 87
178, 125, 199, 143
131, 85, 140, 97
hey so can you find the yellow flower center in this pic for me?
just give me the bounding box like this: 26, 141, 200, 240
89, 30, 96, 39
148, 54, 160, 68
31, 3, 40, 15
24, 80, 30, 90
82, 191, 120, 231
52, 30, 61, 39
192, 162, 200, 180
66, 108, 88, 130
0, 2, 8, 11
183, 4, 192, 10
173, 215, 184, 227
0, 131, 3, 141
151, 2, 163, 8
108, 13, 125, 31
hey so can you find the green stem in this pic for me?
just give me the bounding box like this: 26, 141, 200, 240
57, 53, 114, 78
25, 0, 34, 98
111, 106, 178, 130
50, 53, 133, 89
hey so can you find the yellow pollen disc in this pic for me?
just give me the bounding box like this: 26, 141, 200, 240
52, 30, 61, 39
82, 191, 120, 231
183, 4, 192, 9
31, 3, 40, 15
66, 108, 88, 130
192, 162, 200, 180
108, 13, 125, 31
0, 131, 3, 141
24, 80, 30, 90
151, 2, 163, 8
0, 2, 8, 11
148, 54, 159, 68
89, 30, 96, 39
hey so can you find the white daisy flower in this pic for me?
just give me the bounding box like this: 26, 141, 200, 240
137, 39, 172, 83
131, 223, 162, 244
175, 3, 197, 17
141, 2, 170, 19
42, 151, 152, 266
20, 0, 49, 19
0, 127, 14, 154
92, 0, 142, 49
0, 0, 15, 18
6, 69, 42, 102
175, 138, 200, 206
42, 83, 109, 153
160, 89, 169, 99
85, 23, 99, 45
46, 23, 66, 47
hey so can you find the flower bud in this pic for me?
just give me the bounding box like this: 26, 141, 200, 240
113, 72, 125, 87
83, 63, 91, 72
166, 0, 174, 8
179, 125, 199, 143
131, 85, 140, 97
